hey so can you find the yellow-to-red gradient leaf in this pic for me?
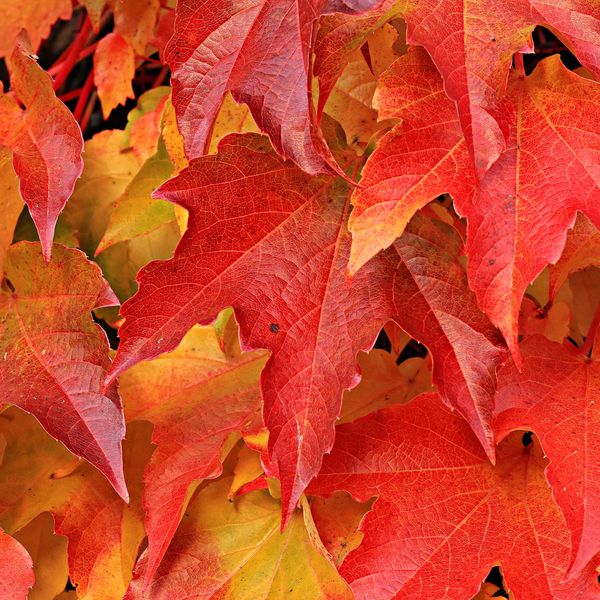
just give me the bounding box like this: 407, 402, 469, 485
309, 392, 600, 599
0, 528, 34, 599
494, 335, 600, 577
0, 410, 153, 599
125, 477, 353, 599
164, 0, 387, 175
12, 513, 68, 600
401, 0, 600, 175
118, 321, 267, 585
0, 243, 127, 500
0, 35, 83, 260
0, 0, 71, 58
349, 47, 475, 273
94, 33, 135, 119
466, 57, 600, 358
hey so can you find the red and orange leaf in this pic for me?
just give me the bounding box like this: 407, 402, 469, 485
494, 335, 600, 577
0, 0, 71, 58
118, 321, 267, 585
0, 409, 152, 599
466, 57, 600, 357
126, 476, 353, 599
401, 0, 600, 175
112, 0, 160, 55
0, 243, 127, 500
314, 0, 402, 118
390, 213, 507, 456
164, 0, 386, 174
108, 133, 400, 526
94, 33, 136, 119
0, 35, 83, 260
0, 528, 34, 599
309, 392, 600, 599
348, 47, 474, 273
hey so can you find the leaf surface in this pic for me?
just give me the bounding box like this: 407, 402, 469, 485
164, 0, 386, 174
0, 243, 127, 499
0, 35, 83, 260
309, 392, 600, 599
494, 335, 600, 576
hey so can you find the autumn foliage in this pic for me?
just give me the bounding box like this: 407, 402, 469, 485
0, 0, 600, 598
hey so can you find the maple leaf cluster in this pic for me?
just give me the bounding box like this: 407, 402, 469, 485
0, 0, 599, 598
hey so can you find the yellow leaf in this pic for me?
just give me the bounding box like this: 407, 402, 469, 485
228, 444, 264, 500
0, 149, 22, 275
208, 92, 260, 154
308, 492, 373, 567
129, 477, 353, 599
13, 512, 68, 600
340, 349, 432, 423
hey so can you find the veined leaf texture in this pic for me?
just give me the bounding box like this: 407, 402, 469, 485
0, 0, 599, 598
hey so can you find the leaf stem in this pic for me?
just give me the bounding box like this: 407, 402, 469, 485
73, 68, 95, 125
48, 41, 99, 77
52, 16, 93, 91
581, 301, 600, 357
79, 91, 98, 133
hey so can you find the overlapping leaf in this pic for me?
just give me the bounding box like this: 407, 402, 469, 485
309, 392, 600, 599
0, 528, 33, 599
494, 335, 600, 577
399, 0, 600, 175
164, 0, 389, 174
109, 133, 400, 526
0, 243, 127, 499
126, 476, 353, 599
109, 133, 505, 526
118, 320, 268, 584
348, 46, 475, 273
0, 35, 83, 260
466, 57, 600, 356
0, 408, 153, 598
